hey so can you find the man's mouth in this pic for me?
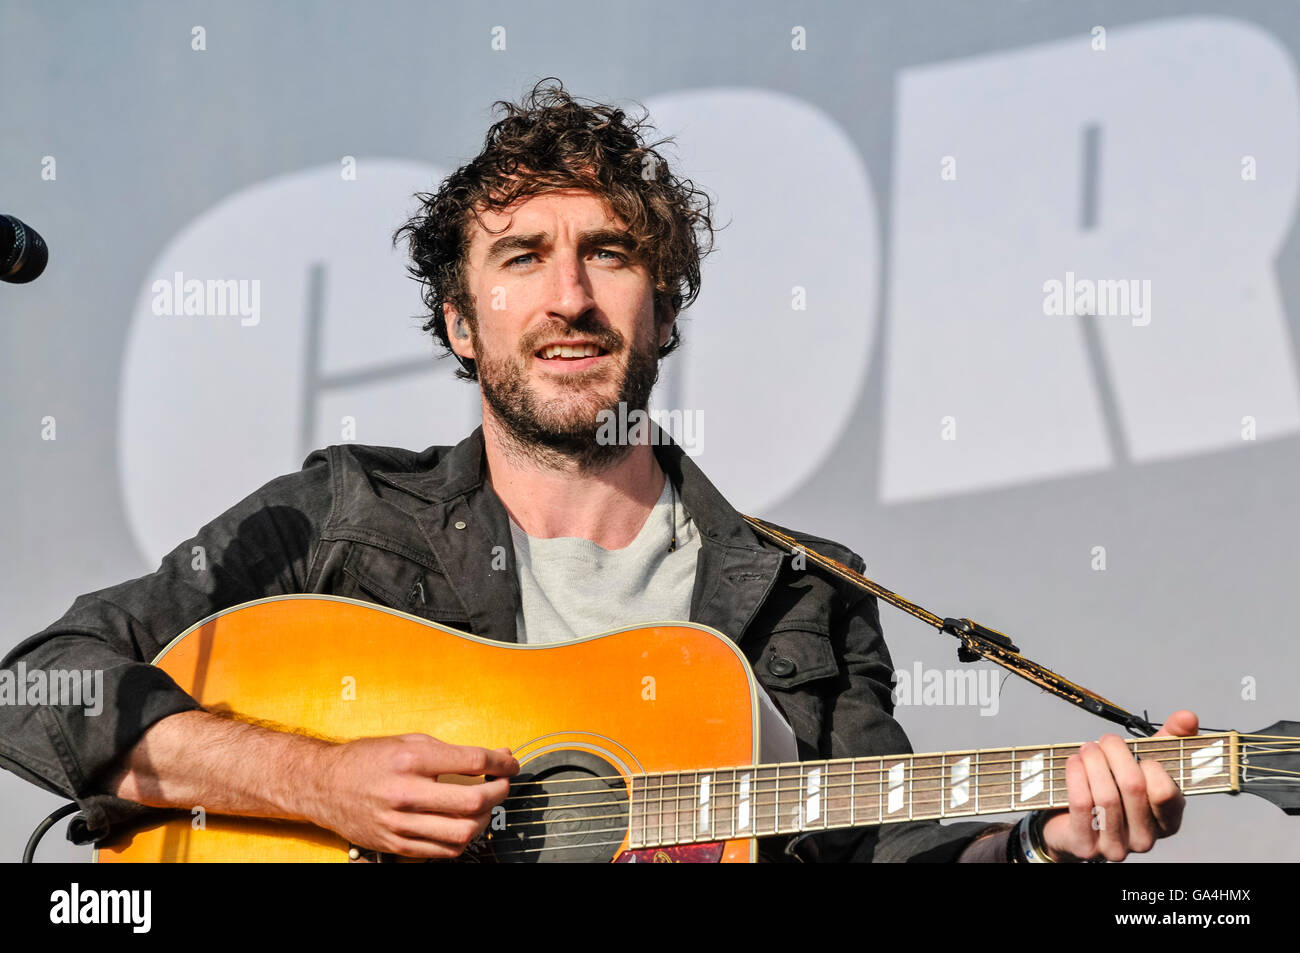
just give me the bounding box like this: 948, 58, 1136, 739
534, 341, 609, 362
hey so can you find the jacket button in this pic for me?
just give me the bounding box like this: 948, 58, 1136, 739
454, 521, 466, 530
767, 656, 796, 677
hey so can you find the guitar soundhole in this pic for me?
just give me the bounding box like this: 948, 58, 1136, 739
487, 750, 628, 863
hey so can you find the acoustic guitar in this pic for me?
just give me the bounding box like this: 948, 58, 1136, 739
94, 595, 1299, 863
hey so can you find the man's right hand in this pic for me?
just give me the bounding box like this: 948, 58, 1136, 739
305, 733, 519, 859
109, 711, 519, 861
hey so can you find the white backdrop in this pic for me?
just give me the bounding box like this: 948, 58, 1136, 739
2, 0, 1298, 862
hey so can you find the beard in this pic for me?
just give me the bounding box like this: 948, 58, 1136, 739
471, 311, 662, 471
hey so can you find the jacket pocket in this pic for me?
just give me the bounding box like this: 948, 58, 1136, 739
752, 623, 839, 690
340, 542, 470, 625
748, 623, 841, 757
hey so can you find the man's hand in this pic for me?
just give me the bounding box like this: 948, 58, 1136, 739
1039, 709, 1198, 862
110, 711, 519, 861
306, 733, 519, 860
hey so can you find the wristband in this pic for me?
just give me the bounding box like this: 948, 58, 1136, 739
1008, 811, 1055, 863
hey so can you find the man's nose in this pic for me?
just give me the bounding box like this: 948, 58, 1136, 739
545, 251, 598, 320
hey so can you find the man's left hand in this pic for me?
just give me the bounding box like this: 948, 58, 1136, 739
1040, 709, 1198, 862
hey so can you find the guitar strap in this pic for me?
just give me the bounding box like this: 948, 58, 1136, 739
742, 515, 1159, 737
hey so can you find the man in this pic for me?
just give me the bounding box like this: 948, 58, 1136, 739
1, 79, 1195, 862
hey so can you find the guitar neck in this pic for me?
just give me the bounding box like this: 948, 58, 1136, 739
628, 731, 1238, 849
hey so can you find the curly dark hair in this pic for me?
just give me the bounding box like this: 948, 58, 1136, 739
393, 77, 718, 381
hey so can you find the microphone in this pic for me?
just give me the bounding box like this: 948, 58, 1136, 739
1, 214, 49, 284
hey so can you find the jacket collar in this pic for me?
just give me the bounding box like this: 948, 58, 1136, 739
374, 426, 785, 645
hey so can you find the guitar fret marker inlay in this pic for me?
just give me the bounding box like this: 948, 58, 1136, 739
738, 773, 751, 831
950, 756, 971, 809
806, 766, 821, 823
1191, 741, 1224, 784
1019, 753, 1044, 802
887, 762, 905, 814
698, 774, 711, 831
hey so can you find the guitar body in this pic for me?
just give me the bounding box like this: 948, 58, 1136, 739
95, 595, 761, 863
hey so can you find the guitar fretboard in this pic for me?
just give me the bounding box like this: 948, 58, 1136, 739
627, 732, 1236, 849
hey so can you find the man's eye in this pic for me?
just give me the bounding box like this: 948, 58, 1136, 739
594, 249, 627, 263
506, 253, 536, 267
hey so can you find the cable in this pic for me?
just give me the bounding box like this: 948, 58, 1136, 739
22, 801, 80, 863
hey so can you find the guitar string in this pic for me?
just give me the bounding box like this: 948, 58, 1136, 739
492, 747, 1282, 823
488, 780, 1248, 854
498, 783, 1225, 830
496, 752, 1285, 801
500, 757, 1174, 814
493, 756, 1247, 826
494, 740, 1290, 794
494, 765, 1253, 849
495, 735, 1286, 790
1233, 764, 1300, 776
480, 758, 1255, 853
487, 777, 1249, 854
483, 776, 1247, 861
477, 738, 1294, 857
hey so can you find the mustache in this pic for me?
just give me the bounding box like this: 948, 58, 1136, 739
520, 321, 625, 355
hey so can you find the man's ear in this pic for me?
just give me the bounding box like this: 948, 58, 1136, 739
445, 302, 476, 360
656, 309, 677, 350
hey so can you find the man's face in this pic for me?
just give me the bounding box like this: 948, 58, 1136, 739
447, 188, 671, 464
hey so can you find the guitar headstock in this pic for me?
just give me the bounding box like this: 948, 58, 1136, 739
1239, 721, 1300, 815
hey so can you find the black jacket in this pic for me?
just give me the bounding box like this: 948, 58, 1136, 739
0, 427, 997, 860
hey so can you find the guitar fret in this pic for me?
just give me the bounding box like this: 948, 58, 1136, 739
664, 771, 673, 843
983, 747, 1010, 814
911, 754, 943, 820
941, 748, 951, 816
722, 767, 737, 840
640, 773, 648, 849
629, 774, 643, 849
706, 769, 723, 842
1048, 745, 1055, 810
646, 771, 655, 847
679, 770, 693, 845
904, 754, 915, 821
655, 770, 666, 847
743, 769, 754, 837
755, 765, 778, 836
639, 772, 650, 849
646, 773, 656, 847
878, 754, 889, 821
825, 761, 852, 828
662, 770, 677, 846
681, 769, 690, 845
850, 759, 857, 828
686, 770, 697, 844
777, 763, 801, 834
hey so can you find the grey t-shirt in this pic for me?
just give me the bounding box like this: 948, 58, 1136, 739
509, 478, 703, 643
